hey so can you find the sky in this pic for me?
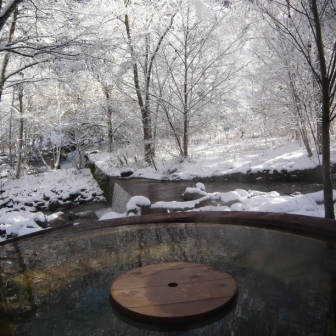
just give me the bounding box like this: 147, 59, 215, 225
1, 139, 335, 242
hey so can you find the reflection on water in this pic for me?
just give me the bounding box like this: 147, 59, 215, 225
0, 223, 335, 335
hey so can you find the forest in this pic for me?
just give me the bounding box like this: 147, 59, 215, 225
0, 0, 335, 217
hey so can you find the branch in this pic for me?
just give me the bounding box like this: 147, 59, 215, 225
257, 0, 321, 83
0, 0, 22, 32
145, 11, 177, 101
3, 59, 49, 81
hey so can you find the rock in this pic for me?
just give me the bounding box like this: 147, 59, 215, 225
196, 182, 206, 192
69, 192, 82, 201
83, 196, 93, 202
6, 201, 14, 208
120, 168, 134, 178
61, 201, 76, 209
34, 213, 48, 228
182, 187, 207, 201
73, 210, 98, 221
49, 199, 61, 211
47, 212, 68, 228
35, 201, 48, 211
94, 196, 105, 203
167, 167, 178, 174
219, 191, 241, 207
126, 196, 151, 215
0, 198, 11, 208
79, 198, 88, 204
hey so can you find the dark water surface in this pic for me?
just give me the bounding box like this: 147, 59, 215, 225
1, 223, 335, 335
115, 179, 324, 203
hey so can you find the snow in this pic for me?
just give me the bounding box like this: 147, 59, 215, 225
147, 188, 326, 217
126, 196, 151, 214
99, 212, 126, 220
152, 195, 210, 210
94, 184, 329, 219
88, 139, 336, 220
0, 168, 104, 242
1, 138, 336, 242
0, 212, 43, 237
196, 182, 205, 191
219, 190, 242, 203
182, 187, 207, 199
90, 141, 327, 180
46, 212, 64, 221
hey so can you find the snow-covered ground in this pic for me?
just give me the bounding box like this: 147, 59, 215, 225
90, 139, 328, 180
0, 168, 105, 242
1, 138, 336, 242
95, 139, 336, 221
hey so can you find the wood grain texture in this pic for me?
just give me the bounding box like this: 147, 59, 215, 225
110, 262, 237, 324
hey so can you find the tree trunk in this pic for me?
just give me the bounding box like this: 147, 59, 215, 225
163, 106, 184, 156
106, 106, 113, 152
0, 8, 18, 102
281, 43, 312, 155
183, 113, 188, 158
102, 86, 114, 152
15, 86, 24, 179
308, 37, 324, 155
311, 0, 334, 219
183, 77, 189, 159
9, 95, 14, 167
299, 126, 313, 157
53, 146, 62, 169
287, 66, 313, 157
124, 12, 153, 165
321, 104, 333, 219
316, 110, 323, 154
183, 40, 189, 158
123, 4, 175, 165
0, 0, 22, 32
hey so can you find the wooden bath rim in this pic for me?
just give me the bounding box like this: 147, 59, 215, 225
1, 211, 336, 246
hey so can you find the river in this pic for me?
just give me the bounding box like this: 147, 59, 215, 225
113, 178, 324, 203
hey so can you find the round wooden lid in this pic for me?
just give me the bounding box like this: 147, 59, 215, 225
110, 262, 237, 325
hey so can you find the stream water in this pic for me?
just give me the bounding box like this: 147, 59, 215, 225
108, 178, 324, 213
115, 179, 323, 202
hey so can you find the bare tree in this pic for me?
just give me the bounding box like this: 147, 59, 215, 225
14, 82, 23, 178
0, 0, 91, 175
121, 0, 177, 165
252, 25, 316, 156
152, 2, 246, 158
258, 0, 336, 218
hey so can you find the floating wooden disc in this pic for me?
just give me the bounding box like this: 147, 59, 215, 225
110, 262, 237, 325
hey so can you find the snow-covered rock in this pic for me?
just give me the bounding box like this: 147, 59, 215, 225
126, 196, 151, 215
196, 182, 206, 191
182, 187, 207, 201
0, 168, 105, 242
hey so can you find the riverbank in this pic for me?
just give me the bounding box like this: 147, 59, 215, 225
87, 139, 336, 221
89, 141, 335, 182
0, 168, 105, 242
2, 139, 336, 243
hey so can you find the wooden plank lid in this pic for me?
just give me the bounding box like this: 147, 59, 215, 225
110, 262, 237, 325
